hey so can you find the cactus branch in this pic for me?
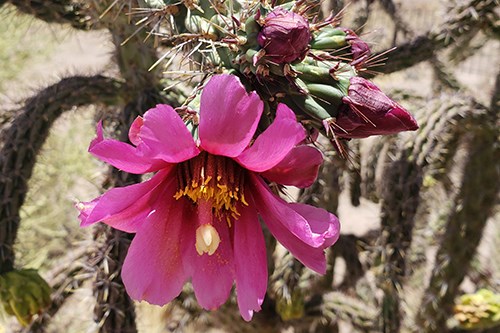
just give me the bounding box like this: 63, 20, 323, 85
415, 76, 500, 332
376, 0, 498, 74
490, 68, 500, 110
379, 149, 423, 333
0, 75, 123, 274
377, 92, 486, 333
378, 0, 413, 40
7, 0, 96, 30
430, 56, 463, 92
306, 291, 379, 332
92, 224, 138, 333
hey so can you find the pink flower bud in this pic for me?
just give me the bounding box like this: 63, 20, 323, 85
334, 77, 418, 138
342, 29, 371, 62
257, 8, 311, 64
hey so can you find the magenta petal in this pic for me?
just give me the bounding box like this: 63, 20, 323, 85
248, 181, 327, 274
249, 174, 336, 248
129, 116, 144, 146
79, 169, 173, 232
234, 204, 267, 321
262, 145, 323, 188
121, 199, 189, 305
188, 206, 235, 310
76, 198, 97, 222
140, 104, 200, 163
199, 74, 264, 157
90, 122, 169, 174
288, 203, 340, 249
235, 104, 306, 172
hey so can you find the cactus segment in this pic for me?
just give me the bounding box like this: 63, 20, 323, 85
306, 83, 345, 111
288, 93, 333, 121
311, 27, 348, 50
292, 63, 336, 84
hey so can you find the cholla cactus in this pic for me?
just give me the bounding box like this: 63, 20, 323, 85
11, 1, 500, 332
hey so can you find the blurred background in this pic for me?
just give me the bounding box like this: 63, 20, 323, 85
0, 0, 498, 332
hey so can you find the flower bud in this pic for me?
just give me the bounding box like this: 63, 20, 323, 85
342, 28, 371, 62
333, 77, 418, 138
257, 8, 311, 64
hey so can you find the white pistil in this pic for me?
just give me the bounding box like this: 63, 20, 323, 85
195, 224, 221, 256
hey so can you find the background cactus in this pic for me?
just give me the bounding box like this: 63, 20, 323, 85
0, 0, 499, 332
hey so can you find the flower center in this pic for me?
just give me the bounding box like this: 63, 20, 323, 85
174, 151, 248, 225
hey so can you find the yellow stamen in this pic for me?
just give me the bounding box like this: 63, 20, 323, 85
174, 152, 248, 225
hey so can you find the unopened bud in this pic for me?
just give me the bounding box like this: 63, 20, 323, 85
257, 8, 311, 64
333, 77, 418, 138
342, 28, 371, 62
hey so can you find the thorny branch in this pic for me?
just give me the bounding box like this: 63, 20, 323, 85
0, 75, 123, 274
6, 0, 97, 30
415, 74, 500, 333
375, 0, 498, 75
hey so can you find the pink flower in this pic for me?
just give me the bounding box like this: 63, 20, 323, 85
333, 77, 419, 138
257, 7, 311, 64
78, 74, 340, 321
